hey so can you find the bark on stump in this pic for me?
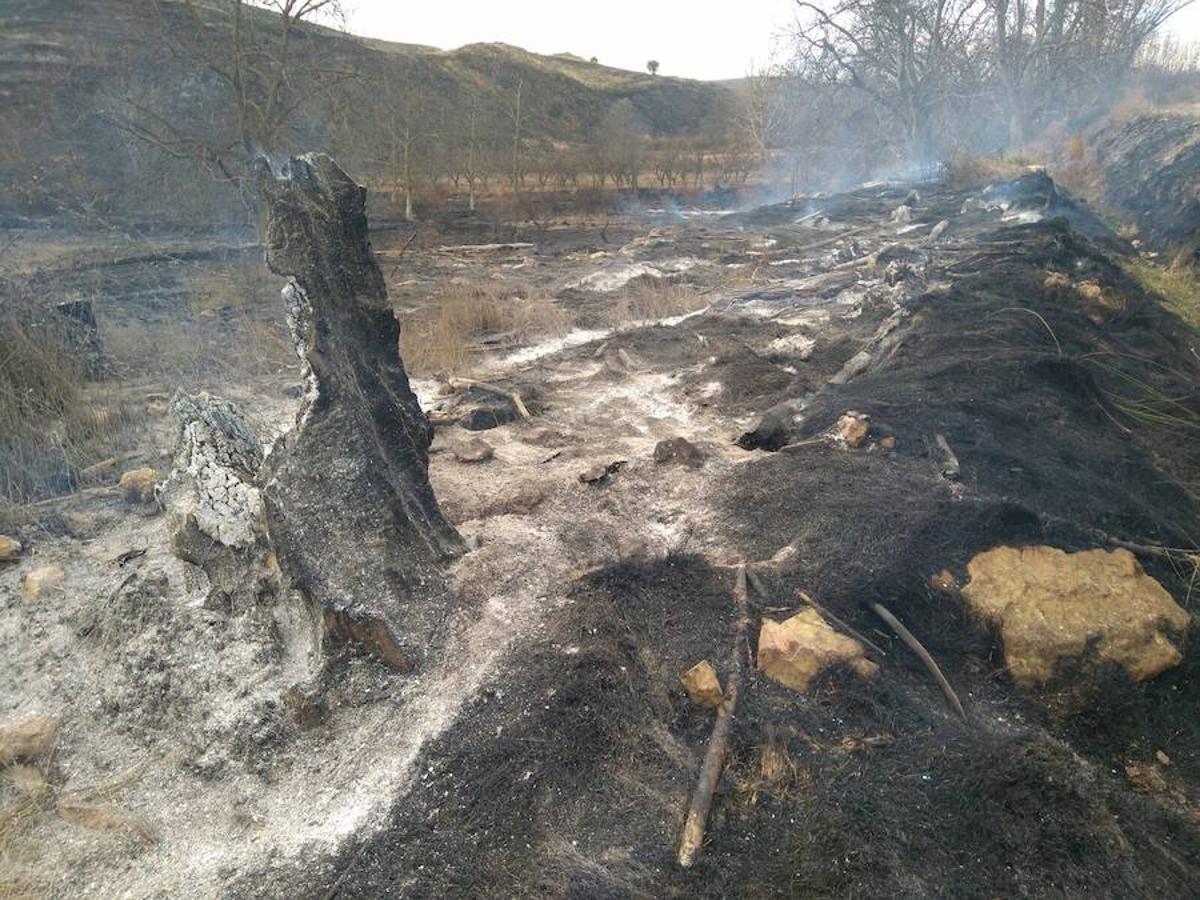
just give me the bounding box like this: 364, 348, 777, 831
254, 153, 463, 671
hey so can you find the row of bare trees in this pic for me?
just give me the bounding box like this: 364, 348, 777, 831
91, 0, 1197, 224
781, 0, 1194, 170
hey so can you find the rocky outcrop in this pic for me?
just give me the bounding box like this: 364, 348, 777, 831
160, 391, 272, 612
961, 545, 1189, 687
255, 153, 463, 671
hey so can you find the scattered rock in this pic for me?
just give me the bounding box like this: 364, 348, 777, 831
681, 660, 724, 708
960, 545, 1188, 686
453, 439, 495, 463
1124, 763, 1169, 794
879, 435, 897, 450
521, 427, 573, 448
0, 535, 23, 562
653, 437, 704, 468
1043, 271, 1072, 293
578, 460, 626, 484
20, 565, 65, 601
930, 569, 958, 591
757, 609, 879, 693
836, 411, 871, 448
118, 467, 158, 504
0, 717, 58, 764
459, 401, 520, 431
145, 400, 169, 417
1156, 749, 1172, 766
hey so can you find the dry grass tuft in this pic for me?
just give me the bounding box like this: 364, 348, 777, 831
736, 730, 810, 807
943, 153, 1035, 190
0, 307, 144, 508
398, 283, 569, 376
604, 280, 708, 325
1121, 255, 1200, 328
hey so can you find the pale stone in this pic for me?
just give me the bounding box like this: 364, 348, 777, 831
119, 467, 159, 504
453, 439, 495, 463
681, 660, 724, 708
836, 411, 871, 448
20, 565, 64, 601
0, 535, 22, 562
961, 545, 1188, 686
758, 609, 879, 693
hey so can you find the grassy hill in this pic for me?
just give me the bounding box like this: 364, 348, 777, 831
0, 0, 732, 226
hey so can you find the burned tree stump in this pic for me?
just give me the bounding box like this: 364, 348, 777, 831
255, 153, 464, 671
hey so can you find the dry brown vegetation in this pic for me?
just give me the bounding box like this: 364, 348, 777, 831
943, 153, 1035, 189
1122, 254, 1200, 327
397, 277, 708, 376
0, 309, 142, 512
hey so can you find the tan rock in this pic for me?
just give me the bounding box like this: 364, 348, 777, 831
453, 439, 495, 463
0, 535, 22, 562
758, 609, 879, 693
1124, 763, 1168, 794
0, 717, 58, 764
119, 467, 158, 504
1043, 272, 1072, 293
20, 565, 65, 601
681, 660, 724, 708
879, 435, 897, 450
961, 545, 1188, 686
930, 569, 958, 591
836, 411, 871, 448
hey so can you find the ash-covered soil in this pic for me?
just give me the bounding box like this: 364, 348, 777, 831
3, 175, 1199, 898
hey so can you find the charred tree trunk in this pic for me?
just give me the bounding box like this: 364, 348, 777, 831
254, 153, 464, 672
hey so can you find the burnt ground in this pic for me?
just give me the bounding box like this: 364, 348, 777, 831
264, 181, 1197, 897
3, 175, 1199, 897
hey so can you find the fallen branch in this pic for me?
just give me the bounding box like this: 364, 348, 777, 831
778, 436, 833, 453
933, 433, 960, 480
678, 564, 751, 868
870, 602, 966, 720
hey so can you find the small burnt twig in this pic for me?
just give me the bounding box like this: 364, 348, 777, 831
678, 564, 751, 868
933, 433, 960, 480
871, 601, 966, 720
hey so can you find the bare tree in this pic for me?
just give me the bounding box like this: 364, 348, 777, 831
737, 61, 790, 166
792, 0, 991, 160
115, 0, 354, 187
505, 76, 525, 191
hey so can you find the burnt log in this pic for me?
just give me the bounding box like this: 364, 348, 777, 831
254, 153, 463, 671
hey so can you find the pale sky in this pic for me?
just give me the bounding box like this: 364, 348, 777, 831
345, 0, 799, 81
345, 0, 1200, 82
